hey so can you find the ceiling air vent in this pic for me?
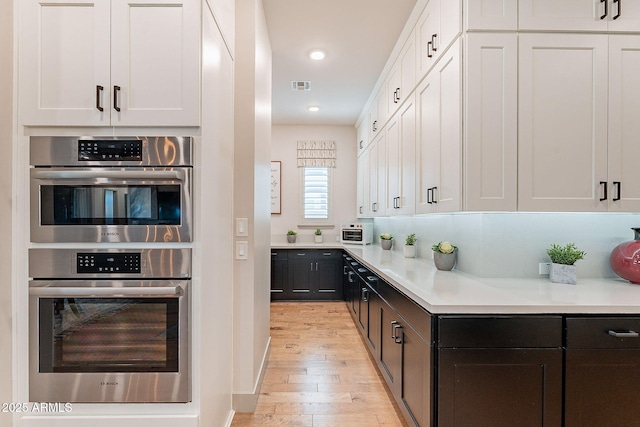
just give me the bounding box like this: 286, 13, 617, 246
291, 81, 311, 91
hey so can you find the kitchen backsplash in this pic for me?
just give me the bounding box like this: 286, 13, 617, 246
373, 212, 640, 279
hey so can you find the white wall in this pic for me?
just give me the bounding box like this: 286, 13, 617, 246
271, 125, 357, 243
194, 1, 235, 425
232, 0, 272, 411
374, 212, 640, 278
0, 0, 12, 425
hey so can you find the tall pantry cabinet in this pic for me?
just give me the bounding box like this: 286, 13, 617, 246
19, 0, 201, 127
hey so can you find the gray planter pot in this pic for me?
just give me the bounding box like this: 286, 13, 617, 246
434, 251, 456, 271
549, 263, 577, 285
381, 239, 393, 250
287, 235, 297, 243
403, 245, 416, 258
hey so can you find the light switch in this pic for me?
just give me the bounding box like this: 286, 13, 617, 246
236, 218, 249, 237
236, 241, 248, 260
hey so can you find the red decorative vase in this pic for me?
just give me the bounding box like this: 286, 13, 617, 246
610, 228, 640, 284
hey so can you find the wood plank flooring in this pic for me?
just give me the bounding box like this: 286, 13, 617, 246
231, 302, 409, 427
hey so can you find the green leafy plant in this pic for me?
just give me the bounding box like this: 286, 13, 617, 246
546, 243, 586, 265
314, 228, 322, 236
405, 233, 417, 246
380, 233, 393, 240
287, 229, 298, 236
432, 241, 456, 254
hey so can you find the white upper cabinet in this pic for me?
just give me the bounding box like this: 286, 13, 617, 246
387, 28, 417, 117
386, 94, 416, 215
607, 36, 640, 211
416, 40, 461, 214
417, 0, 462, 79
464, 33, 518, 211
465, 0, 518, 30
519, 0, 640, 32
518, 34, 609, 211
19, 0, 200, 127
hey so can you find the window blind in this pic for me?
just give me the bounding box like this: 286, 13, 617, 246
303, 167, 329, 219
297, 140, 336, 167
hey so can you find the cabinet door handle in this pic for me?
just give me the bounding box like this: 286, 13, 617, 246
315, 262, 318, 271
393, 324, 403, 344
390, 320, 399, 339
113, 85, 121, 112
344, 265, 348, 275
372, 120, 377, 132
296, 253, 306, 256
432, 187, 438, 204
96, 85, 104, 112
431, 33, 438, 51
372, 202, 377, 212
359, 206, 363, 214
394, 88, 400, 103
613, 181, 621, 201
427, 187, 432, 204
348, 271, 354, 283
600, 0, 608, 19
613, 0, 621, 19
427, 41, 433, 58
361, 288, 369, 302
359, 140, 363, 149
600, 181, 608, 201
608, 329, 639, 338
310, 262, 313, 272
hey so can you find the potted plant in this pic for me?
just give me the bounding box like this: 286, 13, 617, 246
404, 233, 417, 258
380, 233, 393, 250
546, 243, 586, 285
432, 241, 457, 271
287, 229, 298, 243
314, 228, 323, 243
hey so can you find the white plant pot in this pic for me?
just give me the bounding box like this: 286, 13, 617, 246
381, 239, 393, 250
549, 263, 577, 285
314, 235, 322, 243
403, 245, 416, 258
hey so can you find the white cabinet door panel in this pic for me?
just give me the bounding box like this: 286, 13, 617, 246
519, 0, 608, 31
465, 33, 518, 211
518, 34, 608, 211
19, 0, 110, 125
608, 0, 640, 32
466, 0, 518, 30
608, 36, 640, 211
111, 0, 200, 126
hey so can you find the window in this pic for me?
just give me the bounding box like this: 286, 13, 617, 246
300, 166, 332, 225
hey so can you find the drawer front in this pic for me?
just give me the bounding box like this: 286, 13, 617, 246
271, 250, 288, 261
288, 249, 342, 260
438, 316, 563, 348
566, 317, 640, 349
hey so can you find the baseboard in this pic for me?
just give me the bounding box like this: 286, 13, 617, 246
231, 337, 271, 412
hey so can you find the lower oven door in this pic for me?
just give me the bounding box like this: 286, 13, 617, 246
29, 280, 190, 403
30, 167, 192, 243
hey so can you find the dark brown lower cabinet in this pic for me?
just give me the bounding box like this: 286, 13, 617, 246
270, 249, 342, 300
379, 300, 432, 427
438, 348, 562, 427
565, 316, 640, 427
437, 316, 563, 427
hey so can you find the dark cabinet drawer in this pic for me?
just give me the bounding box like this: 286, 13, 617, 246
271, 250, 288, 260
566, 317, 640, 349
438, 316, 562, 348
289, 249, 341, 260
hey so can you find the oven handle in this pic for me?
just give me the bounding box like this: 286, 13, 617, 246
29, 286, 184, 297
31, 169, 186, 181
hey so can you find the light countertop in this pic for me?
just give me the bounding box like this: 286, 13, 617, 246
272, 242, 640, 315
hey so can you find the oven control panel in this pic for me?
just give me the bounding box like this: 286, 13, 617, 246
77, 252, 141, 273
78, 140, 143, 161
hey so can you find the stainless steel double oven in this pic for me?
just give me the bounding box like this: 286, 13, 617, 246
28, 136, 193, 403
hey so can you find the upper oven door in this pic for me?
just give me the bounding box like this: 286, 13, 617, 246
30, 167, 192, 243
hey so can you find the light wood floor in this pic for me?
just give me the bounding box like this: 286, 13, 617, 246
231, 301, 410, 427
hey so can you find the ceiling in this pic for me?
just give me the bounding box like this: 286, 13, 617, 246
262, 0, 417, 127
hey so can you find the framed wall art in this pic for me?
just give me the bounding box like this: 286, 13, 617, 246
270, 161, 281, 214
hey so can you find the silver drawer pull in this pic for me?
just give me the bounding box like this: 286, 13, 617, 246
608, 330, 639, 338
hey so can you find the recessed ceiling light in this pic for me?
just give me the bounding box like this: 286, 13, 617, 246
308, 106, 320, 112
309, 49, 326, 61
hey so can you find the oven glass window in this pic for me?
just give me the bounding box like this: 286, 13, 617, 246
38, 298, 179, 373
39, 185, 181, 226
